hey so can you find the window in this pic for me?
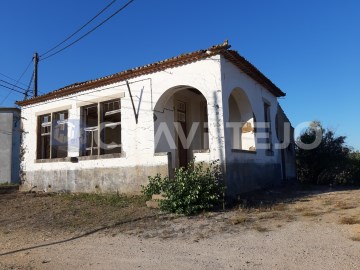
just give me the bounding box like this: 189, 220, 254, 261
81, 99, 121, 156
37, 111, 68, 159
52, 111, 69, 158
264, 102, 272, 152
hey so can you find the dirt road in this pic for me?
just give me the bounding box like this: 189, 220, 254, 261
1, 187, 360, 269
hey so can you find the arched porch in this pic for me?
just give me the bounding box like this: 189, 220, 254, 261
153, 85, 209, 169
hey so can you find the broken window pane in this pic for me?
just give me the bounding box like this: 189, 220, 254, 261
101, 99, 121, 155
103, 100, 120, 114
52, 111, 68, 158
37, 114, 51, 159
81, 99, 121, 156
85, 129, 99, 156
85, 105, 98, 127
82, 105, 98, 156
101, 124, 121, 154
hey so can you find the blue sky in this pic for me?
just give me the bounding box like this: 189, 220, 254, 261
1, 0, 359, 150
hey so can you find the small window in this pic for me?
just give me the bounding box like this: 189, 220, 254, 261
264, 103, 272, 151
37, 111, 68, 159
38, 114, 51, 159
83, 105, 99, 156
52, 111, 69, 158
81, 99, 121, 156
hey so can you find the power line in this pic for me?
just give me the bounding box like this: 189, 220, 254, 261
0, 83, 25, 95
0, 89, 14, 105
24, 70, 35, 100
17, 58, 34, 83
0, 58, 33, 104
40, 0, 136, 61
0, 80, 27, 91
40, 0, 118, 58
0, 72, 28, 87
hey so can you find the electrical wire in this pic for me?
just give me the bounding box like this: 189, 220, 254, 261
27, 71, 34, 91
0, 72, 28, 87
40, 0, 118, 58
16, 58, 33, 83
0, 58, 33, 104
0, 80, 27, 91
40, 0, 136, 61
0, 84, 25, 95
23, 71, 35, 100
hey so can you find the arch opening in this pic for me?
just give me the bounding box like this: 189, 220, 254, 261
154, 86, 209, 168
228, 88, 256, 151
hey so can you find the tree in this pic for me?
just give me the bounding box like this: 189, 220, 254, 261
296, 121, 351, 185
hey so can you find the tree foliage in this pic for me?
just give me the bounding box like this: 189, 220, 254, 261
296, 122, 360, 185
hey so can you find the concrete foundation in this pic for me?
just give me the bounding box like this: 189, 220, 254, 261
226, 161, 282, 199
21, 165, 169, 194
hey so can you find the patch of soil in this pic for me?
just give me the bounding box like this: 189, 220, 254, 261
1, 186, 360, 269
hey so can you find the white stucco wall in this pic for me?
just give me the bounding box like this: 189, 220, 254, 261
20, 55, 225, 192
220, 56, 282, 164
20, 52, 290, 195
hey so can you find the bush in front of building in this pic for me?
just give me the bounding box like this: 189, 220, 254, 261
142, 160, 224, 215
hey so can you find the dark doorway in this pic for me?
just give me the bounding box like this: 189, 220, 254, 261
176, 100, 188, 168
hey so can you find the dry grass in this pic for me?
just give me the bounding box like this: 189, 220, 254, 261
230, 215, 248, 225
0, 192, 151, 233
335, 201, 357, 210
258, 212, 280, 220
350, 236, 360, 242
339, 217, 360, 225
285, 214, 297, 222
302, 211, 322, 217
294, 205, 308, 212
252, 224, 269, 232
322, 199, 334, 206
272, 204, 288, 211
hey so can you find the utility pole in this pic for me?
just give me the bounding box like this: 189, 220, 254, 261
33, 52, 39, 97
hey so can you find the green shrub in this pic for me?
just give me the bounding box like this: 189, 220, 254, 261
141, 173, 166, 198
142, 160, 224, 215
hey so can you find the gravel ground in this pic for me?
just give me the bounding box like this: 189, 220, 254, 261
1, 187, 360, 269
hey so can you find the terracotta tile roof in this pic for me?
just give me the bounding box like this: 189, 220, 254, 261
16, 41, 285, 106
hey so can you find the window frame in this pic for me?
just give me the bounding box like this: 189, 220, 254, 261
37, 110, 69, 160
81, 99, 121, 157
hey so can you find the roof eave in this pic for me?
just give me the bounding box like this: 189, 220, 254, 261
221, 50, 286, 98
16, 41, 285, 107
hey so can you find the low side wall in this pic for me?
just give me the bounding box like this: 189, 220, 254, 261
20, 164, 168, 194
226, 161, 282, 199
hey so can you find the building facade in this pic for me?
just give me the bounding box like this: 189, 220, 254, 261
0, 108, 21, 184
17, 42, 296, 198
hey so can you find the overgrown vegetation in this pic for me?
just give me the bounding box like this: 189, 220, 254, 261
296, 121, 360, 185
142, 160, 224, 215
0, 182, 18, 187
61, 193, 147, 207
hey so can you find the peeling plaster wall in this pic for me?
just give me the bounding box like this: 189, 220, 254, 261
220, 56, 284, 198
20, 55, 225, 193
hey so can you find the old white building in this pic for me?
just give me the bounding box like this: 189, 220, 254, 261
0, 107, 21, 184
17, 42, 296, 198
